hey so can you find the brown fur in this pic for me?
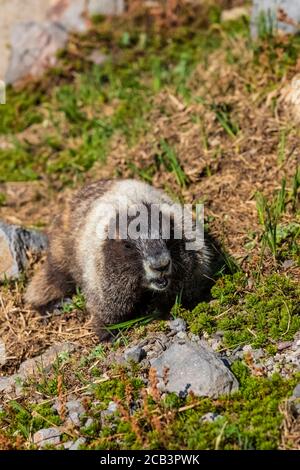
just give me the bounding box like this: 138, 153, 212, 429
25, 179, 224, 339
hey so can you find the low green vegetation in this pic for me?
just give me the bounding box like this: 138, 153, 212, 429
179, 273, 300, 350
1, 362, 297, 450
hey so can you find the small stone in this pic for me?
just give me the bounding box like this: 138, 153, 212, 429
33, 427, 61, 448
292, 383, 300, 398
84, 417, 94, 428
176, 331, 187, 340
66, 400, 85, 415
65, 400, 85, 426
69, 437, 86, 450
68, 411, 80, 426
0, 376, 14, 393
200, 412, 220, 423
169, 318, 186, 333
277, 341, 293, 351
63, 441, 73, 449
88, 50, 107, 65
124, 346, 146, 363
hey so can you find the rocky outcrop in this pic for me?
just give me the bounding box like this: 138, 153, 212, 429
0, 221, 48, 280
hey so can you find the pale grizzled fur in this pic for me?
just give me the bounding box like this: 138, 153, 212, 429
25, 179, 224, 339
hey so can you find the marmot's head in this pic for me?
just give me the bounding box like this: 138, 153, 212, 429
103, 207, 179, 293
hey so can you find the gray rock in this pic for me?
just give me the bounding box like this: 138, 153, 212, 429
69, 437, 86, 450
151, 340, 239, 398
68, 411, 81, 426
88, 0, 124, 16
292, 383, 300, 398
0, 342, 76, 396
66, 400, 85, 415
0, 221, 48, 280
48, 0, 89, 33
169, 318, 186, 332
65, 399, 85, 426
0, 376, 14, 393
200, 412, 220, 423
124, 346, 146, 363
0, 340, 6, 367
5, 21, 68, 86
18, 342, 75, 378
251, 0, 300, 37
33, 427, 61, 448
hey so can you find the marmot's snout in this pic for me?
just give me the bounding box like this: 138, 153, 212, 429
142, 243, 172, 292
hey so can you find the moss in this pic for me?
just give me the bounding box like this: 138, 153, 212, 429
2, 401, 61, 441
81, 366, 299, 450
93, 370, 144, 406
180, 273, 300, 349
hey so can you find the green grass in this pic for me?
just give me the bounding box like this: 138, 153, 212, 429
256, 171, 299, 262
179, 272, 300, 350
0, 15, 245, 184
211, 103, 240, 138
158, 140, 189, 188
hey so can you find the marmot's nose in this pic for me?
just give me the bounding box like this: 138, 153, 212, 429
148, 256, 171, 273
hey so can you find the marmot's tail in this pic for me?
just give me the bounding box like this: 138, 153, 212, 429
25, 262, 74, 312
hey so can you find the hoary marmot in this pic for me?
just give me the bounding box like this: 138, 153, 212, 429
25, 179, 224, 339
